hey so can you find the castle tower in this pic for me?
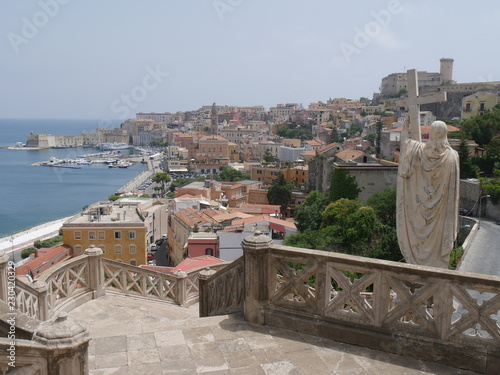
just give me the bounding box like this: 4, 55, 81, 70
440, 58, 454, 83
211, 103, 218, 136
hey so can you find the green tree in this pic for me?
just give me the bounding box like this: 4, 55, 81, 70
267, 174, 292, 213
150, 141, 169, 147
375, 121, 382, 158
21, 247, 37, 259
321, 199, 377, 252
362, 224, 402, 262
263, 149, 276, 163
461, 105, 500, 146
329, 168, 361, 202
458, 139, 476, 179
366, 187, 397, 227
348, 124, 363, 136
294, 191, 329, 232
152, 172, 171, 197
330, 128, 341, 143
365, 133, 376, 144
219, 168, 244, 182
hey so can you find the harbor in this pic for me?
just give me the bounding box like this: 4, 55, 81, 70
30, 149, 156, 169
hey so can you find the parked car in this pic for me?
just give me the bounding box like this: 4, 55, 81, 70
459, 208, 471, 216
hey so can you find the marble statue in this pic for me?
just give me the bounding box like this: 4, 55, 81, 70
397, 120, 460, 268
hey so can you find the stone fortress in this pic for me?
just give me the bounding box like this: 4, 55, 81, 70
376, 58, 500, 120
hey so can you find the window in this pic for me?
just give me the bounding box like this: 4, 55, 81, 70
114, 231, 122, 239
479, 102, 486, 111
128, 231, 136, 239
98, 245, 106, 253
205, 248, 214, 256
115, 244, 122, 254
74, 245, 82, 255
130, 259, 137, 266
74, 231, 82, 240
129, 244, 137, 254
98, 231, 105, 240
88, 231, 96, 240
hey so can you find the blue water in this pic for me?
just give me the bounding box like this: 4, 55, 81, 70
0, 119, 147, 238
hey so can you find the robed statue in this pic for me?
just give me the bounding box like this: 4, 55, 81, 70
397, 119, 460, 268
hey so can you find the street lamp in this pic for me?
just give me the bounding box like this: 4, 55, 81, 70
478, 195, 490, 229
10, 236, 15, 264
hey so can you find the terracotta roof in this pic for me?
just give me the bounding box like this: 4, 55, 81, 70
235, 204, 281, 214
174, 208, 218, 227
209, 212, 253, 223
170, 256, 225, 273
176, 194, 196, 199
301, 150, 316, 156
16, 245, 71, 276
335, 149, 366, 162
231, 215, 296, 229
201, 209, 227, 219
317, 142, 341, 154
390, 125, 460, 133
304, 139, 326, 146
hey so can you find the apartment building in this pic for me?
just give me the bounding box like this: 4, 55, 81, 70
61, 199, 168, 266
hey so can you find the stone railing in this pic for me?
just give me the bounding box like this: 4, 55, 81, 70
199, 257, 244, 317
102, 259, 227, 306
6, 246, 228, 323
200, 232, 500, 374
0, 247, 90, 374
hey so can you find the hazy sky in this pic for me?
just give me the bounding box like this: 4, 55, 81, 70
1, 1, 499, 120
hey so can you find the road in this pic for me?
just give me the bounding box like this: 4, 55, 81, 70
459, 218, 500, 276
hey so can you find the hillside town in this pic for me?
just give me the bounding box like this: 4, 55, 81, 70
14, 58, 500, 275
4, 40, 500, 374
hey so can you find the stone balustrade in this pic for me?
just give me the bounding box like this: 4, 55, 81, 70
0, 246, 228, 374
200, 232, 500, 374
7, 246, 228, 322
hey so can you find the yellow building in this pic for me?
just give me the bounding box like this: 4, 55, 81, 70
195, 135, 229, 162
62, 198, 168, 266
462, 92, 499, 120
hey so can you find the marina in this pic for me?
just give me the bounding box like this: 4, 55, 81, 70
30, 149, 149, 168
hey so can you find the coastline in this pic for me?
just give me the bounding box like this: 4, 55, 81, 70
0, 159, 160, 254
0, 216, 73, 255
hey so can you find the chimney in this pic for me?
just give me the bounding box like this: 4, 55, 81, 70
117, 213, 121, 221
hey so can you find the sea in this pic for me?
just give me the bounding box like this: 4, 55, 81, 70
0, 118, 147, 238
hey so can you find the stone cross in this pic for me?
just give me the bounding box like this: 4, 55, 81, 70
390, 69, 447, 141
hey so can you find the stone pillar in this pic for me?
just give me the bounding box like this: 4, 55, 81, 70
32, 279, 49, 321
174, 271, 188, 307
198, 268, 216, 317
33, 312, 90, 375
241, 231, 273, 325
0, 249, 10, 302
84, 245, 104, 299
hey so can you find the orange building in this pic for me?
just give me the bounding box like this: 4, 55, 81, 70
62, 199, 168, 266
250, 164, 308, 187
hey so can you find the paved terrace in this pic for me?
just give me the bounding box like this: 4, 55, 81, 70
71, 294, 479, 375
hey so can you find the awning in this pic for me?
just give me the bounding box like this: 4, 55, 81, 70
270, 222, 286, 233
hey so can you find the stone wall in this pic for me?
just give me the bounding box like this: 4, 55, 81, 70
460, 179, 500, 220
348, 168, 398, 202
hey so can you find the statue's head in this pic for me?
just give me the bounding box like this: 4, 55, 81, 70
429, 121, 448, 142
427, 120, 450, 152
